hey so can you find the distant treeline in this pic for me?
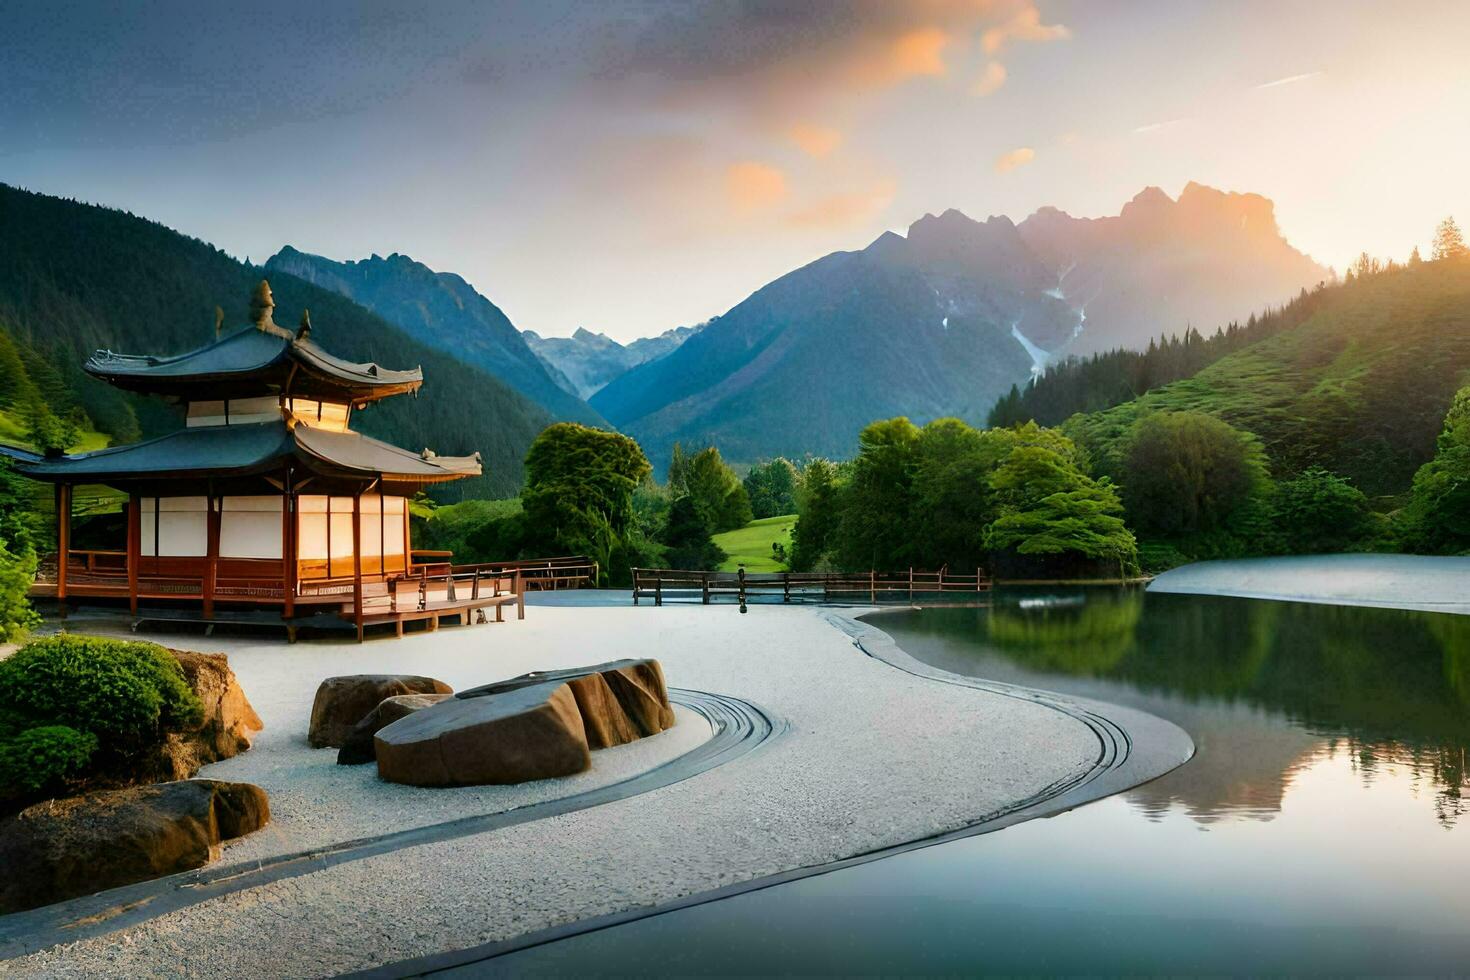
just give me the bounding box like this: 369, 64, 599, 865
988, 284, 1332, 428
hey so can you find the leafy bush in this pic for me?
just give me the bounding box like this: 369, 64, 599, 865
1272, 468, 1375, 554
1399, 387, 1470, 554
0, 541, 39, 642
0, 636, 202, 749
0, 725, 98, 795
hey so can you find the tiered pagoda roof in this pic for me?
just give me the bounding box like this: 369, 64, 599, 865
3, 280, 480, 493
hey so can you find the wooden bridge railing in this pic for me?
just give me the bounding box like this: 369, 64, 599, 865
631, 566, 990, 606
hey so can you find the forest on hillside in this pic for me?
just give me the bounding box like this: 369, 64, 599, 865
0, 183, 557, 501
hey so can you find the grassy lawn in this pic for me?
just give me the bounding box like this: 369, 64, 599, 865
712, 514, 796, 572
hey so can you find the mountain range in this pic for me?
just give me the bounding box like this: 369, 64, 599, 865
592, 182, 1327, 468
523, 325, 699, 399
0, 180, 1331, 489
264, 247, 604, 427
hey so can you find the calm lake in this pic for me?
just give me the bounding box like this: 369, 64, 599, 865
476, 590, 1470, 976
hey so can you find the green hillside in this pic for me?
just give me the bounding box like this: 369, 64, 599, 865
0, 183, 558, 499
1066, 258, 1470, 496
712, 515, 795, 572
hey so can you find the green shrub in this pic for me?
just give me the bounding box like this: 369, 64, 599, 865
0, 725, 98, 795
0, 635, 202, 750
0, 541, 39, 642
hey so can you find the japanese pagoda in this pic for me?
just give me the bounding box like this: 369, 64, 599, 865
7, 281, 522, 639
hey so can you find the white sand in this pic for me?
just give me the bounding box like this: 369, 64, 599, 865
1149, 554, 1470, 614
11, 604, 1105, 978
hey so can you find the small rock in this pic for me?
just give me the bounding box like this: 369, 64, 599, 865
337, 693, 453, 765
308, 675, 453, 748
0, 779, 270, 914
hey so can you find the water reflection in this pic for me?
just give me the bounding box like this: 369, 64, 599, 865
878, 591, 1470, 825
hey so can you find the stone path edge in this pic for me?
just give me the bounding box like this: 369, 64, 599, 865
350, 608, 1196, 980
0, 688, 783, 960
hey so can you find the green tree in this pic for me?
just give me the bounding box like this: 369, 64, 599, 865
743, 458, 799, 519
834, 417, 921, 570
1432, 216, 1467, 261
661, 495, 726, 570
1273, 468, 1375, 554
985, 444, 1138, 575
1120, 412, 1271, 547
1400, 387, 1470, 553
0, 328, 36, 409
790, 458, 844, 571
519, 423, 652, 580
909, 418, 1000, 571
666, 442, 691, 496
683, 446, 751, 533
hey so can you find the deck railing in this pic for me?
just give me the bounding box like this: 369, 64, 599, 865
630, 566, 990, 606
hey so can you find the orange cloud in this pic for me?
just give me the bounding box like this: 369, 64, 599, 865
884, 27, 950, 81
973, 61, 1007, 97
994, 147, 1035, 173
982, 5, 1070, 54
788, 123, 844, 158
786, 179, 898, 229
726, 161, 788, 212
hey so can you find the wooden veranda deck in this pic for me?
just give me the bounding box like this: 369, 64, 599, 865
31, 553, 600, 640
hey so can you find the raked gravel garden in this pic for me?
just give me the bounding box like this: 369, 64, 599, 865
6, 598, 1178, 978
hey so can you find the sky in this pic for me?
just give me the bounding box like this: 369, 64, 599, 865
3, 0, 1468, 342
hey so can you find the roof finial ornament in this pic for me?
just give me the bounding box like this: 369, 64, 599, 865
250, 279, 275, 329
297, 309, 312, 341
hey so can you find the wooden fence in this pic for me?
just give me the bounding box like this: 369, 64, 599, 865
631, 566, 989, 606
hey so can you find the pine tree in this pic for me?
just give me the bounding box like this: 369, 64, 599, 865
1432, 217, 1466, 261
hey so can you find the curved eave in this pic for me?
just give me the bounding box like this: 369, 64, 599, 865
83, 326, 423, 403
291, 424, 480, 485
10, 422, 297, 483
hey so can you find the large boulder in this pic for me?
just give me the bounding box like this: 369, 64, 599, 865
144, 651, 266, 782
337, 693, 453, 765
308, 675, 453, 748
459, 659, 676, 745
0, 779, 270, 914
375, 681, 591, 787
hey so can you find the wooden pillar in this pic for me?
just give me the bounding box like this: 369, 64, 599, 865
282, 486, 297, 619
55, 484, 71, 614
203, 495, 219, 621
352, 491, 364, 642
516, 569, 525, 620
870, 568, 876, 604
127, 494, 141, 616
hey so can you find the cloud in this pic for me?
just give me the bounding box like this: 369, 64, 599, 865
726, 161, 788, 212
994, 146, 1034, 173
582, 2, 1067, 120
982, 5, 1071, 54
1255, 71, 1324, 90
1132, 118, 1189, 134
972, 61, 1007, 97
788, 123, 844, 158
786, 179, 898, 229
881, 27, 950, 82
